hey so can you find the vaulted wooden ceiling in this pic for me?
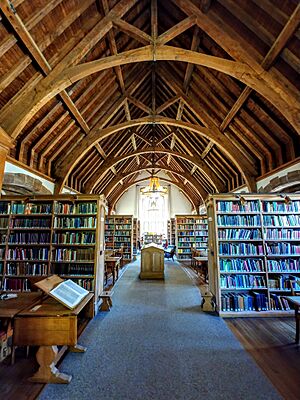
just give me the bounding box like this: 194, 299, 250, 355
0, 0, 299, 210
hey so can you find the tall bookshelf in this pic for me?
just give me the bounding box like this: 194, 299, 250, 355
175, 215, 208, 260
167, 218, 176, 245
104, 215, 133, 262
133, 218, 140, 256
206, 194, 300, 317
0, 195, 107, 311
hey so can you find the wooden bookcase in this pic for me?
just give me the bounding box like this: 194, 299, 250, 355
104, 215, 133, 262
144, 233, 162, 245
133, 218, 140, 256
0, 195, 107, 311
206, 194, 300, 317
167, 218, 176, 245
175, 215, 208, 261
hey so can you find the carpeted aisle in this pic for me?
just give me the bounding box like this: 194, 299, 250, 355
39, 260, 281, 400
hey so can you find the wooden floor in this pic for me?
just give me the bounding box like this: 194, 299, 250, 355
1, 266, 300, 400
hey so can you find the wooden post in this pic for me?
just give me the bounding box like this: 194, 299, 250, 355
0, 126, 14, 193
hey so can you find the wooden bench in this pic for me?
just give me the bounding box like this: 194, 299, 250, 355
99, 290, 114, 312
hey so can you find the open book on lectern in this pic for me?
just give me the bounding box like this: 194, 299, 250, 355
35, 275, 89, 309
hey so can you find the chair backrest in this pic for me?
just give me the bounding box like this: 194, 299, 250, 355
290, 280, 300, 296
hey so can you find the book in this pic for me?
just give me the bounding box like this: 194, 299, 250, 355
35, 275, 89, 309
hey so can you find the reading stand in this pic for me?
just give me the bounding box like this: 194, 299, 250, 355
13, 276, 94, 383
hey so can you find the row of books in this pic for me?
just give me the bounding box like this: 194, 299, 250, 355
114, 231, 131, 236
218, 228, 262, 240
217, 215, 261, 226
267, 259, 300, 272
269, 293, 290, 310
114, 237, 131, 242
263, 201, 300, 213
178, 231, 195, 236
11, 203, 52, 214
11, 218, 51, 228
177, 249, 192, 254
55, 202, 97, 214
219, 243, 264, 255
220, 274, 266, 289
220, 258, 264, 272
54, 248, 94, 261
8, 232, 50, 244
52, 264, 94, 275
52, 232, 95, 244
221, 292, 269, 312
2, 278, 31, 291
7, 248, 49, 260
217, 200, 260, 213
178, 237, 195, 242
0, 203, 9, 214
266, 243, 300, 255
115, 224, 132, 229
265, 228, 300, 239
263, 215, 300, 226
6, 263, 48, 276
0, 218, 8, 228
177, 219, 194, 224
268, 275, 297, 290
54, 217, 96, 229
194, 231, 208, 236
71, 278, 94, 291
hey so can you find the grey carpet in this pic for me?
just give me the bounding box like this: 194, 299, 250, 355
39, 260, 281, 400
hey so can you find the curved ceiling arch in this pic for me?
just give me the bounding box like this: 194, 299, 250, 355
84, 147, 225, 193
54, 116, 257, 193
2, 45, 299, 140
97, 166, 207, 201
109, 177, 198, 213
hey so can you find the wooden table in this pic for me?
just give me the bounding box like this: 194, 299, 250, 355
0, 292, 43, 364
13, 292, 94, 383
192, 256, 208, 282
105, 256, 121, 285
284, 296, 300, 344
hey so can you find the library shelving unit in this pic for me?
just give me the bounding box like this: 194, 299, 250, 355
133, 218, 140, 257
144, 233, 162, 245
206, 194, 300, 317
167, 220, 171, 245
104, 215, 133, 262
171, 218, 176, 245
175, 215, 208, 261
0, 194, 107, 312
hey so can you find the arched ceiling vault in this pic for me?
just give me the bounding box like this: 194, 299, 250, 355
0, 0, 299, 207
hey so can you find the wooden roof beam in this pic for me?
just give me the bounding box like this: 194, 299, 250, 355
220, 2, 300, 132
113, 18, 152, 45
127, 95, 152, 114
156, 95, 181, 114
0, 0, 90, 135
171, 0, 300, 132
156, 16, 196, 45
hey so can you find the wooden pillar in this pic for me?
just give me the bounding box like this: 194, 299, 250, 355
0, 127, 14, 193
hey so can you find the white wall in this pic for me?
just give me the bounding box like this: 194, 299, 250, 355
115, 177, 193, 217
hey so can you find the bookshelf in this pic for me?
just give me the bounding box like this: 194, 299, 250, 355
175, 215, 208, 261
167, 218, 176, 245
104, 215, 133, 262
143, 233, 162, 245
206, 194, 300, 317
133, 218, 140, 257
0, 195, 107, 311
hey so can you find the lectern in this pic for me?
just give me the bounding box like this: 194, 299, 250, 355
13, 276, 94, 383
140, 243, 164, 280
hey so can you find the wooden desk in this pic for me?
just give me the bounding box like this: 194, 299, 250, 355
105, 256, 121, 285
192, 256, 208, 282
13, 292, 94, 383
284, 296, 300, 344
0, 292, 43, 363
